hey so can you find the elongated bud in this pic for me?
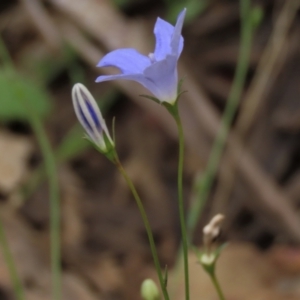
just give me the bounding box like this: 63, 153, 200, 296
203, 214, 224, 250
196, 214, 226, 274
72, 83, 114, 153
141, 279, 160, 300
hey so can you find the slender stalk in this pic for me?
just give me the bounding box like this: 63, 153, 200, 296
187, 0, 253, 236
210, 274, 225, 300
115, 158, 170, 300
0, 217, 26, 300
170, 105, 190, 300
30, 116, 61, 300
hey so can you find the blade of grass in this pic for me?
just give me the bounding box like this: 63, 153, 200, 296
187, 0, 255, 237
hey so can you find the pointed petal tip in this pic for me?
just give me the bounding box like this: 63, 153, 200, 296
95, 75, 118, 83
177, 8, 187, 22
72, 82, 80, 93
96, 60, 104, 68
72, 82, 90, 97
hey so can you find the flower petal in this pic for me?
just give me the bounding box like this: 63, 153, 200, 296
144, 54, 178, 103
171, 8, 186, 57
95, 9, 186, 104
73, 92, 94, 134
79, 89, 101, 129
96, 62, 177, 103
97, 48, 150, 74
96, 73, 158, 96
153, 17, 174, 61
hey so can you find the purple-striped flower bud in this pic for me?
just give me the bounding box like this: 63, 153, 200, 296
72, 83, 114, 152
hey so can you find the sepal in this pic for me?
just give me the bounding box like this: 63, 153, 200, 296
194, 243, 228, 276
140, 94, 161, 104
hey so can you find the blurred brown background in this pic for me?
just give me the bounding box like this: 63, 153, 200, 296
1, 0, 300, 299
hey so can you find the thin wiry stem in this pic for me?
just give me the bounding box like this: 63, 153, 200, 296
30, 116, 61, 300
167, 103, 190, 300
210, 273, 226, 300
175, 111, 189, 300
115, 157, 170, 300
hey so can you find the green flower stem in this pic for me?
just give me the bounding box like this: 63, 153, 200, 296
210, 273, 225, 300
30, 116, 61, 300
0, 217, 26, 300
114, 157, 169, 300
187, 0, 253, 236
167, 104, 189, 300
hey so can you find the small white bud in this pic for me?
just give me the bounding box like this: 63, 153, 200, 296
203, 214, 224, 249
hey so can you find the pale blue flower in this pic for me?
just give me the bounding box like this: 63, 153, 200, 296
96, 9, 186, 104
72, 83, 113, 152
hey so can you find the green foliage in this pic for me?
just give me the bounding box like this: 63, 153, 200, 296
0, 69, 51, 121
